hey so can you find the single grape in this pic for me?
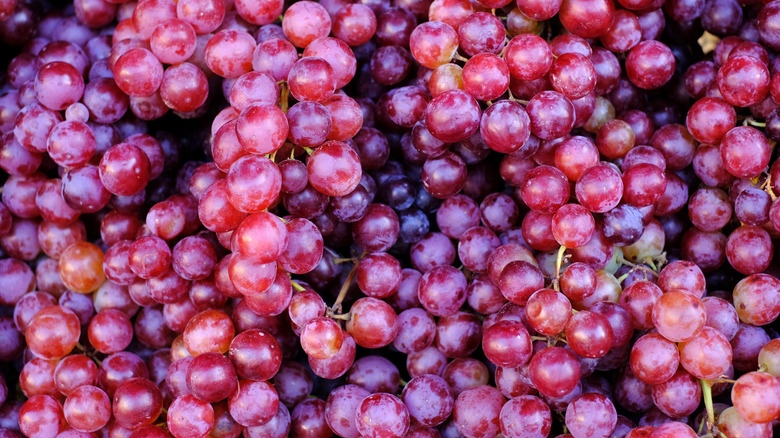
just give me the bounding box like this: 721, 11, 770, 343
355, 393, 410, 438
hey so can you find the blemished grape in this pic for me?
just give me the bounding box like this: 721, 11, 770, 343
652, 290, 706, 342
679, 326, 732, 380
228, 379, 279, 427
167, 394, 215, 437
732, 273, 780, 325
717, 406, 773, 438
453, 385, 505, 438
731, 371, 780, 423
565, 393, 617, 438
63, 385, 111, 432
630, 333, 680, 385
355, 393, 410, 438
401, 374, 453, 427
651, 367, 702, 418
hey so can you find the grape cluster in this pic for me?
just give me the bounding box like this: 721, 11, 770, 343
1, 0, 780, 436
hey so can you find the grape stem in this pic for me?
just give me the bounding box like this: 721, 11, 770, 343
280, 82, 289, 114
498, 38, 508, 57
701, 379, 715, 434
328, 252, 366, 316
453, 53, 469, 63
552, 245, 567, 291
291, 279, 306, 292
710, 378, 737, 384
646, 252, 667, 271
506, 88, 529, 105
74, 342, 103, 365
334, 257, 357, 264
616, 255, 660, 277
760, 174, 777, 201
743, 117, 766, 128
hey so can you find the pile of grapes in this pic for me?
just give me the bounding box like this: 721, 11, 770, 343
1, 0, 780, 435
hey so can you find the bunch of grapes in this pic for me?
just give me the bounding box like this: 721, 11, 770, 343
1, 0, 780, 436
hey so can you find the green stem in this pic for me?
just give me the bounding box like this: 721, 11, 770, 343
334, 257, 357, 264
291, 279, 306, 292
711, 378, 736, 384
279, 82, 289, 114
701, 379, 715, 434
744, 117, 766, 128
453, 54, 470, 63
617, 255, 660, 277
552, 245, 567, 291
761, 175, 777, 201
